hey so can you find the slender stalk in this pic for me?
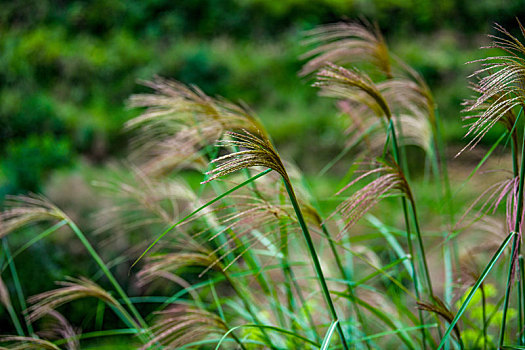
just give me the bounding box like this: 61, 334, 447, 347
390, 119, 433, 298
388, 119, 430, 348
518, 255, 525, 345
210, 279, 248, 350
438, 231, 516, 349
2, 238, 33, 335
481, 284, 487, 350
408, 202, 434, 297
516, 254, 523, 345
499, 122, 525, 347
433, 109, 456, 313
223, 272, 277, 349
283, 179, 349, 350
66, 221, 150, 341
321, 223, 371, 350
0, 255, 24, 337
299, 176, 366, 347
288, 263, 321, 342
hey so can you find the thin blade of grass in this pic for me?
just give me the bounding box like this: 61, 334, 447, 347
354, 323, 438, 344
66, 221, 150, 340
214, 324, 321, 350
131, 168, 272, 270
366, 215, 413, 276
53, 328, 139, 346
321, 320, 339, 350
2, 238, 32, 335
1, 220, 68, 274
437, 231, 516, 349
283, 179, 349, 349
331, 290, 417, 350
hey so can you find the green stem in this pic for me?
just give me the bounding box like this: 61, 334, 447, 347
438, 231, 516, 349
499, 122, 525, 348
283, 179, 349, 350
223, 273, 277, 349
288, 264, 321, 342
389, 119, 430, 348
321, 224, 371, 350
481, 284, 487, 350
299, 175, 367, 348
409, 202, 434, 298
2, 238, 33, 335
521, 256, 525, 345
66, 221, 150, 340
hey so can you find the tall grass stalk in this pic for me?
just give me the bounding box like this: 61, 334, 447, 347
2, 238, 33, 335
499, 122, 525, 347
388, 118, 431, 348
65, 221, 150, 340
283, 179, 350, 350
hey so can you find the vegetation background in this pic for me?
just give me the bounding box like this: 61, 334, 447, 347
1, 0, 524, 196
2, 0, 525, 348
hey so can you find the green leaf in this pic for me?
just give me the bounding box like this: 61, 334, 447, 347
437, 231, 516, 349
214, 324, 321, 349
320, 320, 339, 350
130, 168, 272, 270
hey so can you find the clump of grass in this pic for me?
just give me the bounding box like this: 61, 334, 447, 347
2, 18, 525, 350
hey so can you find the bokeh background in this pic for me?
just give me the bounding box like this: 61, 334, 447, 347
1, 0, 524, 197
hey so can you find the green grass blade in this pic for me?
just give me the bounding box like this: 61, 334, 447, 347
53, 328, 139, 346
2, 238, 32, 335
1, 220, 68, 274
354, 323, 438, 344
437, 231, 516, 349
131, 168, 272, 270
214, 324, 321, 350
283, 179, 349, 350
321, 320, 339, 350
332, 290, 417, 350
367, 215, 413, 276
66, 221, 150, 340
180, 339, 266, 349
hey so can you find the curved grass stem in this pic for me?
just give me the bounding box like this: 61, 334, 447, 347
283, 179, 349, 350
499, 121, 525, 347
66, 221, 151, 342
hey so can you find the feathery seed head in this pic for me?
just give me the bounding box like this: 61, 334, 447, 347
0, 195, 67, 238
330, 159, 411, 238
460, 21, 525, 155
28, 277, 119, 322
314, 63, 392, 120
0, 336, 61, 350
202, 130, 288, 184
141, 304, 227, 350
301, 21, 391, 77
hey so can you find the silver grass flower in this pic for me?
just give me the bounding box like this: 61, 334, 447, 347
314, 63, 392, 119
0, 195, 67, 238
454, 175, 515, 231
203, 130, 288, 184
37, 310, 80, 350
27, 277, 121, 322
0, 336, 61, 350
137, 251, 220, 284
141, 305, 228, 350
127, 77, 268, 176
92, 166, 198, 235
460, 22, 525, 154
301, 21, 392, 77
330, 160, 411, 238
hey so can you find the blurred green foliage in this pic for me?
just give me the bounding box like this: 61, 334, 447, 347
1, 0, 524, 195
